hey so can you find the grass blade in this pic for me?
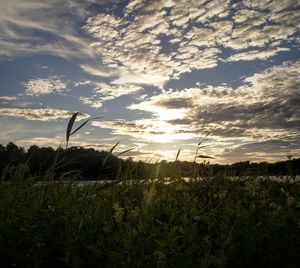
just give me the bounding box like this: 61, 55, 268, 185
198, 126, 217, 146
70, 116, 103, 136
117, 148, 134, 157
194, 126, 217, 162
175, 148, 181, 162
198, 145, 211, 149
197, 155, 215, 159
102, 142, 120, 167
0, 162, 11, 183
109, 142, 120, 154
66, 112, 79, 149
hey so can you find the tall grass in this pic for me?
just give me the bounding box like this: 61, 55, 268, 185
65, 112, 102, 149
0, 169, 299, 267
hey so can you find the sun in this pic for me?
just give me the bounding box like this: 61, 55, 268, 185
139, 117, 194, 143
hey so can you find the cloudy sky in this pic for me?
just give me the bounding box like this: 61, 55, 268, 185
0, 0, 299, 163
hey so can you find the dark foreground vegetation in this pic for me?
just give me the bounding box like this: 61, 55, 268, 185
1, 139, 299, 267
0, 169, 299, 267
1, 142, 299, 180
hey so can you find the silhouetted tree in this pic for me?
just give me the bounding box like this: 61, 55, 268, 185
0, 143, 299, 180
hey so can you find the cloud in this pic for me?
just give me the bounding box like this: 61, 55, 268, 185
100, 60, 300, 161
92, 118, 195, 142
218, 139, 300, 163
112, 72, 168, 88
127, 61, 300, 146
0, 0, 112, 60
81, 0, 299, 87
79, 96, 103, 108
83, 2, 222, 87
1, 0, 298, 87
0, 96, 18, 101
243, 0, 299, 12
94, 83, 142, 98
227, 47, 290, 62
74, 80, 92, 87
0, 108, 81, 121
15, 136, 110, 150
78, 81, 142, 108
23, 77, 67, 96
79, 64, 112, 77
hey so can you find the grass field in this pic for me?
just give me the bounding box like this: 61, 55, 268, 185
1, 170, 299, 267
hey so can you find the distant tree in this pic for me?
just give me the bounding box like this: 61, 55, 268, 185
6, 142, 19, 154
0, 143, 299, 179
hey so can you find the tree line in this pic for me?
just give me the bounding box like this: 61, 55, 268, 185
0, 142, 299, 180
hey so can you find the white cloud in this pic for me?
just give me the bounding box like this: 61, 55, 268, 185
74, 80, 92, 87
79, 96, 103, 108
1, 0, 298, 87
233, 9, 267, 26
94, 83, 142, 98
80, 64, 112, 77
78, 81, 142, 108
0, 0, 109, 61
81, 0, 299, 87
244, 0, 299, 12
227, 47, 290, 62
112, 72, 168, 88
0, 96, 18, 101
23, 77, 67, 96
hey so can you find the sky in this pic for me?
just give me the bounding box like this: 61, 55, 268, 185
0, 0, 299, 163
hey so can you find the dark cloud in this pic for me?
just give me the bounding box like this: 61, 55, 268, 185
156, 98, 193, 109
167, 118, 193, 125
219, 139, 300, 162
0, 108, 79, 121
